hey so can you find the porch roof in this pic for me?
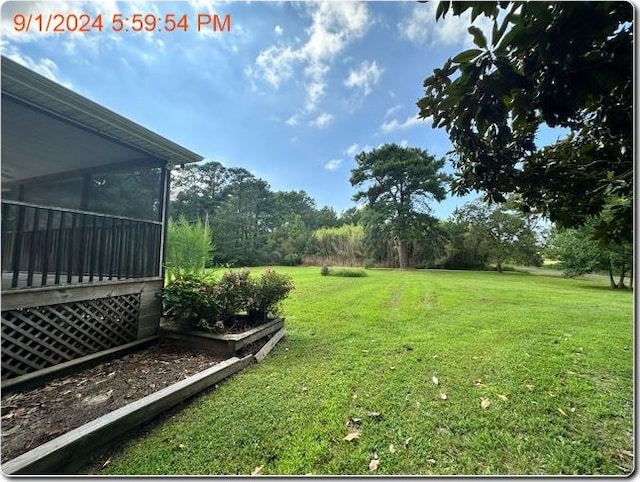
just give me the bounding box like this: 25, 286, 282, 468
1, 56, 203, 185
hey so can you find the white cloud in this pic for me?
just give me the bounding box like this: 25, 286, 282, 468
324, 159, 342, 171
398, 2, 493, 47
399, 139, 409, 147
251, 2, 371, 111
345, 143, 374, 157
345, 143, 361, 158
309, 112, 334, 128
305, 80, 326, 112
385, 104, 402, 118
274, 25, 284, 36
398, 3, 432, 45
380, 114, 429, 133
344, 60, 383, 96
285, 114, 300, 126
187, 0, 218, 13
255, 45, 299, 88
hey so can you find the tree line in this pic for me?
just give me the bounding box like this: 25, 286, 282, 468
168, 155, 547, 273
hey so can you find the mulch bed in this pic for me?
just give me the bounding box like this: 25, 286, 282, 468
0, 340, 225, 463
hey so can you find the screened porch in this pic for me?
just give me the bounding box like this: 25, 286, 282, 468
1, 56, 202, 379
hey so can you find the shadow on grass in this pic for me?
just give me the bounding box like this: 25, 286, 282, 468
572, 284, 634, 294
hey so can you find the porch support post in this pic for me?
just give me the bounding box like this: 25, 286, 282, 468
158, 165, 171, 280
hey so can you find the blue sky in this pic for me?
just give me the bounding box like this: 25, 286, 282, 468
1, 1, 564, 219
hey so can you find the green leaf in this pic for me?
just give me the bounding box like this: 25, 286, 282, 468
471, 4, 483, 22
452, 49, 483, 64
468, 26, 488, 49
495, 23, 522, 54
452, 1, 473, 16
435, 1, 450, 21
491, 17, 510, 46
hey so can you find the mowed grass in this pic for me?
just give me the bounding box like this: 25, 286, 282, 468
102, 268, 633, 475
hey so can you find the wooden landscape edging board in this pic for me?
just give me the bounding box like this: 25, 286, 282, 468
231, 318, 284, 352
2, 354, 254, 475
1, 336, 159, 393
254, 327, 285, 363
162, 318, 284, 357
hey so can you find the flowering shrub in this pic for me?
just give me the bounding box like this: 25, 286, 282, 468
217, 269, 253, 318
162, 269, 294, 332
245, 269, 295, 322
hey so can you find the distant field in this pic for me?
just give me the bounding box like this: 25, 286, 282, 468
102, 267, 634, 475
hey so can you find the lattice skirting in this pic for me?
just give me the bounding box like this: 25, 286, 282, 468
1, 294, 140, 379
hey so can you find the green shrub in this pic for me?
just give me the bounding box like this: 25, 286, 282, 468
217, 269, 253, 318
320, 265, 329, 276
162, 269, 294, 332
162, 273, 218, 331
326, 268, 368, 278
246, 269, 295, 322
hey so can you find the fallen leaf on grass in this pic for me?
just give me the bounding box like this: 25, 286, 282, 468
251, 465, 264, 475
427, 458, 436, 465
389, 444, 396, 454
473, 380, 484, 387
432, 376, 439, 385
439, 391, 448, 400
368, 411, 382, 420
344, 431, 362, 442
101, 458, 112, 469
525, 384, 535, 391
346, 417, 362, 428
557, 408, 568, 417
497, 394, 508, 401
369, 453, 379, 471
480, 398, 491, 409
404, 437, 412, 448
570, 407, 576, 413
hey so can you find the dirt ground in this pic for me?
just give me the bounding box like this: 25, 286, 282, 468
0, 340, 225, 463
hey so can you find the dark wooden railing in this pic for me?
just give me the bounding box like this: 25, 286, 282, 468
1, 201, 163, 289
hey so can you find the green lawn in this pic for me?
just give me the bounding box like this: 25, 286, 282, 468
101, 267, 633, 475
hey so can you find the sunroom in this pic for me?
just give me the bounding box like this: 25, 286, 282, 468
1, 56, 203, 380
